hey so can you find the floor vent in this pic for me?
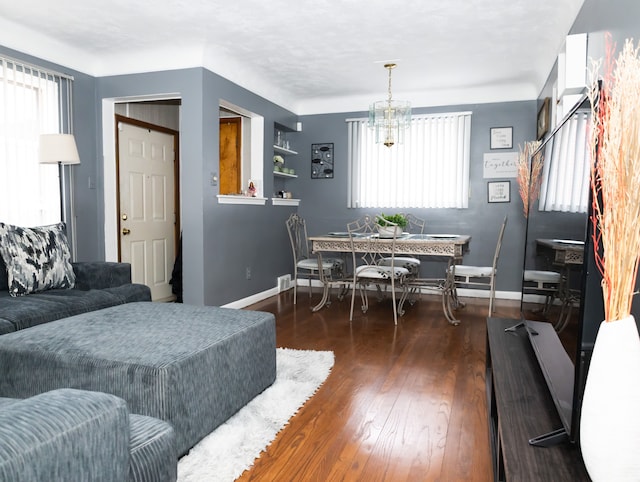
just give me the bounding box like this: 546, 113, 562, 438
277, 274, 292, 293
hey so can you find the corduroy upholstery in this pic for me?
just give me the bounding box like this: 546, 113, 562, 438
0, 388, 177, 482
0, 302, 277, 456
0, 261, 151, 335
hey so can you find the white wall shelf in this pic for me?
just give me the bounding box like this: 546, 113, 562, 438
273, 145, 298, 156
271, 198, 301, 206
217, 195, 267, 205
273, 171, 298, 179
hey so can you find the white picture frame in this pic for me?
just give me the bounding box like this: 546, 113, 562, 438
490, 127, 513, 149
487, 181, 511, 203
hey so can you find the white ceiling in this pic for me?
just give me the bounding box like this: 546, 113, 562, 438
0, 0, 585, 115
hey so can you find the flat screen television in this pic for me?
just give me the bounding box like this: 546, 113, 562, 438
519, 89, 605, 447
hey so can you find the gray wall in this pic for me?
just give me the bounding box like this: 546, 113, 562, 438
294, 101, 537, 291
97, 68, 300, 306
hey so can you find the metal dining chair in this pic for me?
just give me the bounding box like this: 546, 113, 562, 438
448, 216, 508, 316
523, 269, 563, 315
378, 213, 425, 278
522, 269, 579, 333
286, 213, 344, 305
348, 214, 410, 325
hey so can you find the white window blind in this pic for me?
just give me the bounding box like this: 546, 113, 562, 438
0, 57, 69, 226
347, 112, 471, 209
538, 110, 591, 213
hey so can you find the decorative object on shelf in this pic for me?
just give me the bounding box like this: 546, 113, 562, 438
375, 213, 407, 237
311, 143, 334, 179
368, 63, 411, 147
273, 155, 284, 166
489, 126, 513, 149
580, 36, 640, 482
487, 181, 510, 203
247, 181, 257, 197
537, 98, 550, 140
515, 140, 542, 217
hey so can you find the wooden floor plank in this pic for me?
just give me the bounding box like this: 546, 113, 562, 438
235, 289, 521, 481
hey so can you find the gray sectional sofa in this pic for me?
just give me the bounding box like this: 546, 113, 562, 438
0, 258, 151, 335
0, 221, 151, 335
0, 222, 277, 479
0, 388, 177, 482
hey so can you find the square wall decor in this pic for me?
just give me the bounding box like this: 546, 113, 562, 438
311, 143, 334, 179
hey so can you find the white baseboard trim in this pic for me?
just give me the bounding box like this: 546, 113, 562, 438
222, 278, 555, 310
222, 287, 280, 309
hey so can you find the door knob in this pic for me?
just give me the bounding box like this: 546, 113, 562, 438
122, 228, 131, 235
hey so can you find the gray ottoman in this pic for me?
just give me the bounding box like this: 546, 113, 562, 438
0, 302, 277, 456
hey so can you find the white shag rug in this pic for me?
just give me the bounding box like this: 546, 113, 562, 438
177, 347, 335, 482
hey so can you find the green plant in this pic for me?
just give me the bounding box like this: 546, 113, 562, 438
376, 213, 407, 228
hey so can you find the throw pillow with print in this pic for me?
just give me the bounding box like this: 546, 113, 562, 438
0, 222, 75, 296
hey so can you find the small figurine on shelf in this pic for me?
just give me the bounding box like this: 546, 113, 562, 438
248, 181, 257, 197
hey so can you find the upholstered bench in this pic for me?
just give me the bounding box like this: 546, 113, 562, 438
0, 302, 277, 456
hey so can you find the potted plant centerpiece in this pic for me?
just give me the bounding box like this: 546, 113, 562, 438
579, 37, 640, 481
375, 213, 407, 237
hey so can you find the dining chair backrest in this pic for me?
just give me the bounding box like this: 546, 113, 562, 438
347, 214, 390, 265
492, 215, 508, 272
286, 213, 310, 264
405, 213, 425, 234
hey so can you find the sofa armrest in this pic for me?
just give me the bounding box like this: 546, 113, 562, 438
0, 388, 130, 481
72, 261, 132, 290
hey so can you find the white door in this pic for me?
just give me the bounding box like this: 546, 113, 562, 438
118, 120, 177, 301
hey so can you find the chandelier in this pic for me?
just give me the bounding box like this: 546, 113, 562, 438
368, 63, 412, 147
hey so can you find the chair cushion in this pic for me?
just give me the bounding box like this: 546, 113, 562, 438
452, 265, 494, 277
297, 257, 343, 270
356, 265, 409, 280
379, 256, 420, 267
524, 270, 562, 283
0, 222, 75, 297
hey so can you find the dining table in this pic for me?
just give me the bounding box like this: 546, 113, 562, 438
308, 232, 472, 325
535, 238, 585, 266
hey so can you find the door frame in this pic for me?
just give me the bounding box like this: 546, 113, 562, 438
114, 114, 181, 261
102, 95, 181, 262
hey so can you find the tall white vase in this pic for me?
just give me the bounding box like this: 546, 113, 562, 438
580, 315, 640, 481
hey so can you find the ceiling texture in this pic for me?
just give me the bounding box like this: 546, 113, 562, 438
0, 0, 585, 114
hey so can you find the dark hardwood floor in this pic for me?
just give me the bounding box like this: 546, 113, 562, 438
236, 288, 522, 481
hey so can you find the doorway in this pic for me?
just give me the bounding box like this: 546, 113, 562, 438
115, 114, 180, 301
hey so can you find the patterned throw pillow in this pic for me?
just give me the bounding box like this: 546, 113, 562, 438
0, 222, 76, 296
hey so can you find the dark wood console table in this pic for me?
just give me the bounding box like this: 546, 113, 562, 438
486, 317, 589, 481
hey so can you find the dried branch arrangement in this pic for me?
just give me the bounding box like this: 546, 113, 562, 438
516, 140, 542, 218
589, 36, 640, 322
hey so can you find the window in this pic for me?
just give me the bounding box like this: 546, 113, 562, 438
0, 57, 68, 226
538, 110, 591, 213
347, 111, 472, 209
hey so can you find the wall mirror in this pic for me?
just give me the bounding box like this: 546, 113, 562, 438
520, 92, 592, 355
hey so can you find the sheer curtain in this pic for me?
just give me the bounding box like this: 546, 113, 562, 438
0, 56, 71, 226
347, 111, 472, 209
538, 110, 591, 213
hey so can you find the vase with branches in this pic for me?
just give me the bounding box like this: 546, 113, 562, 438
515, 140, 542, 218
579, 35, 640, 482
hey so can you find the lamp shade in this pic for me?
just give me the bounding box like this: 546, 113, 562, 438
38, 134, 81, 165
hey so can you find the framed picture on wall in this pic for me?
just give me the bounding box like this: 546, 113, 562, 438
537, 97, 550, 140
490, 127, 513, 149
311, 143, 334, 179
487, 181, 511, 203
